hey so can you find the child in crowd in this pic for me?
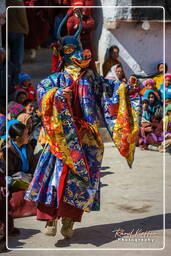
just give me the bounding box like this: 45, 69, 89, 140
15, 72, 36, 101
8, 103, 24, 121
15, 90, 28, 105
127, 76, 140, 98
140, 79, 160, 100
158, 74, 171, 105
127, 76, 142, 126
23, 99, 34, 115
141, 99, 150, 122
8, 90, 27, 120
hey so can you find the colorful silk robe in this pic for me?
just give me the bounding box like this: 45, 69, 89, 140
25, 69, 140, 211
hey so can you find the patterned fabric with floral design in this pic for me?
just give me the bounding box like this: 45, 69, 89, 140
25, 70, 140, 211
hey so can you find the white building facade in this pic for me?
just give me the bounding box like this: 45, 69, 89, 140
94, 1, 171, 76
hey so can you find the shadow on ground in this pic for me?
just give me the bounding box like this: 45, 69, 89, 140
100, 171, 114, 178
7, 228, 40, 249
100, 166, 110, 171
55, 213, 171, 248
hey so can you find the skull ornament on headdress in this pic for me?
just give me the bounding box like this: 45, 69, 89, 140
57, 8, 92, 69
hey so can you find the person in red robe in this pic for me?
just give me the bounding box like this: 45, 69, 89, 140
67, 6, 97, 71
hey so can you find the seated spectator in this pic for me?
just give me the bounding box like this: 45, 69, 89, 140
8, 89, 28, 120
141, 99, 150, 123
8, 100, 25, 120
152, 62, 168, 89
6, 120, 35, 176
157, 104, 171, 152
4, 120, 37, 218
23, 99, 34, 115
143, 89, 161, 106
127, 76, 140, 98
23, 99, 42, 130
158, 74, 171, 105
140, 79, 160, 100
15, 89, 28, 105
0, 138, 20, 253
17, 108, 42, 149
17, 113, 33, 136
102, 45, 124, 77
139, 90, 162, 150
127, 77, 142, 120
105, 64, 126, 83
15, 72, 36, 100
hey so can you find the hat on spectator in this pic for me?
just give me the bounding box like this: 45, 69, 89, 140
0, 120, 20, 140
165, 74, 171, 79
143, 79, 156, 87
8, 101, 25, 120
19, 72, 31, 84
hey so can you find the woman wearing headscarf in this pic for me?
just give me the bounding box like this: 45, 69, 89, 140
17, 113, 33, 135
4, 120, 37, 218
157, 104, 171, 152
105, 64, 126, 83
102, 45, 123, 77
139, 89, 162, 150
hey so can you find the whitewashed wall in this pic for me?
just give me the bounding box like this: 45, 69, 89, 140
98, 21, 171, 77
94, 3, 171, 77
